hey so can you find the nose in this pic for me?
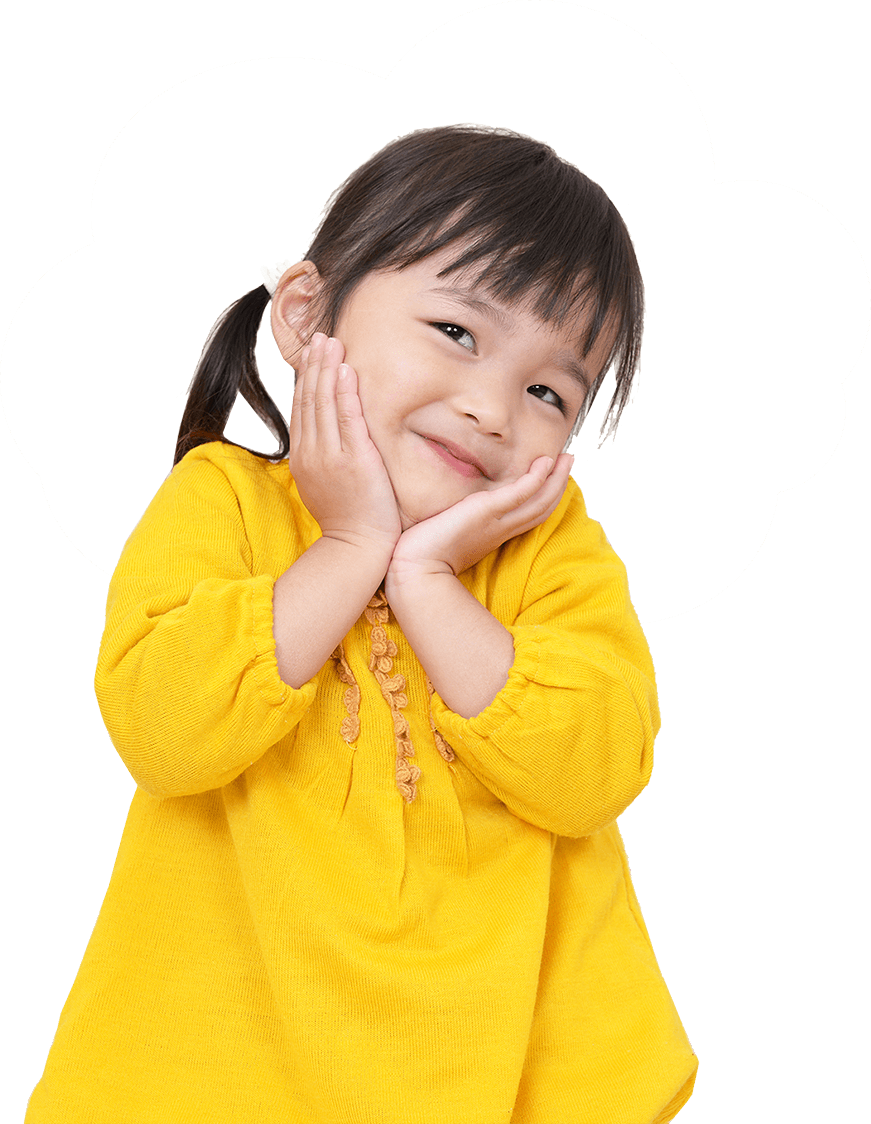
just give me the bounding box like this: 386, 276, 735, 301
453, 376, 511, 438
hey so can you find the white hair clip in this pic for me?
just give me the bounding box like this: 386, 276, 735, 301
260, 260, 296, 296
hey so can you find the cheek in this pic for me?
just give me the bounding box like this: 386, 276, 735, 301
358, 358, 431, 417
525, 411, 575, 459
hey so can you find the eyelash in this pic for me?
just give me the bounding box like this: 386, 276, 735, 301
432, 322, 567, 415
527, 385, 566, 414
432, 322, 476, 351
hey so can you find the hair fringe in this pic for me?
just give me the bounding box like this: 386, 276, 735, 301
174, 125, 644, 465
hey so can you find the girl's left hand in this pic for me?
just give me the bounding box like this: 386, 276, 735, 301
388, 453, 574, 580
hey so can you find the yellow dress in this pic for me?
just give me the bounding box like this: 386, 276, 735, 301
26, 442, 697, 1124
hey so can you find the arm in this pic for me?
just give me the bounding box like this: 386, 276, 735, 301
272, 333, 400, 686
271, 536, 391, 685
97, 335, 401, 798
390, 482, 659, 838
95, 449, 317, 799
385, 572, 515, 716
384, 454, 574, 717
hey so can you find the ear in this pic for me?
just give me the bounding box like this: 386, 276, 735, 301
270, 261, 323, 366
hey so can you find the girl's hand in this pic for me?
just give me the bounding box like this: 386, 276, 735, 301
289, 333, 402, 556
387, 453, 574, 582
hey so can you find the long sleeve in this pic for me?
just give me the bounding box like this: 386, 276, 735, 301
94, 446, 318, 797
430, 481, 659, 838
31, 456, 697, 1124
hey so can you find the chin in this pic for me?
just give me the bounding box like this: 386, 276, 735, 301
395, 473, 492, 530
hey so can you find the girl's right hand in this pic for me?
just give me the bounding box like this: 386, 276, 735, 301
289, 332, 402, 557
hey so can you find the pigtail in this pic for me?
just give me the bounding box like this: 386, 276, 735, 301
174, 284, 288, 466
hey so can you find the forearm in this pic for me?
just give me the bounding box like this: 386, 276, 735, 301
429, 631, 659, 837
380, 453, 573, 716
384, 566, 514, 718
273, 536, 392, 687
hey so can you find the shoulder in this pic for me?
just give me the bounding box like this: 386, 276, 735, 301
508, 476, 619, 576
166, 442, 307, 519
465, 476, 631, 622
161, 443, 319, 560
172, 441, 289, 494
125, 442, 313, 550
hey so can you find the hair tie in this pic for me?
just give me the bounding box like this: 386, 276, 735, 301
260, 260, 296, 296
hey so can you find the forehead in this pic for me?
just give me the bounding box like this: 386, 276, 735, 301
376, 245, 589, 324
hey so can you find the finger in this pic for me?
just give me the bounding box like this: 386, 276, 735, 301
334, 363, 372, 452
293, 331, 326, 439
516, 453, 573, 503
289, 340, 312, 448
482, 456, 557, 516
510, 454, 573, 518
298, 332, 332, 451
505, 458, 574, 535
311, 336, 345, 450
473, 453, 572, 532
544, 452, 575, 492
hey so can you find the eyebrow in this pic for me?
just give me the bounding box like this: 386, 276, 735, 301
429, 284, 592, 393
429, 285, 513, 329
551, 351, 592, 393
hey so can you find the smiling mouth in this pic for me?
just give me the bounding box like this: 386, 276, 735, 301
419, 435, 489, 479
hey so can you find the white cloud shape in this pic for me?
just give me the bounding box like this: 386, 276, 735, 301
3, 3, 866, 619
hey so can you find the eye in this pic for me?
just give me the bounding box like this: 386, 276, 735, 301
432, 322, 476, 351
527, 384, 566, 413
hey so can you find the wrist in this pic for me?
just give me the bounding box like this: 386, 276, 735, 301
386, 547, 454, 577
387, 529, 457, 580
302, 534, 395, 593
383, 564, 514, 719
384, 558, 455, 606
319, 525, 399, 567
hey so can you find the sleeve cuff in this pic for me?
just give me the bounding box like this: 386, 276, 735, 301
249, 573, 320, 708
429, 625, 553, 740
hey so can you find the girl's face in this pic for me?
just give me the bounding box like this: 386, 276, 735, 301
331, 248, 613, 529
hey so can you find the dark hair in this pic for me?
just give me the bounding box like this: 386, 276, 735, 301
175, 124, 643, 466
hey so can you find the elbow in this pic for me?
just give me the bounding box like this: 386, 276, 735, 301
556, 761, 653, 838
125, 761, 247, 801
94, 665, 249, 799
106, 719, 248, 798
503, 676, 657, 838
438, 657, 660, 839
100, 722, 252, 800
506, 749, 653, 839
108, 732, 247, 804
558, 681, 656, 836
94, 653, 307, 799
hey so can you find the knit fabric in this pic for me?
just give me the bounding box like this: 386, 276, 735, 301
26, 442, 697, 1123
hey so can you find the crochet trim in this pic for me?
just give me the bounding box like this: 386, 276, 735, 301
331, 644, 360, 745
426, 677, 456, 763
364, 591, 421, 803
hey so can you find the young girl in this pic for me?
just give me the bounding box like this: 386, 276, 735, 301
26, 125, 697, 1123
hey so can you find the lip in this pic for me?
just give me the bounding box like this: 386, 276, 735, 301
418, 433, 490, 479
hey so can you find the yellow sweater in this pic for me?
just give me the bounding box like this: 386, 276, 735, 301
27, 442, 697, 1124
